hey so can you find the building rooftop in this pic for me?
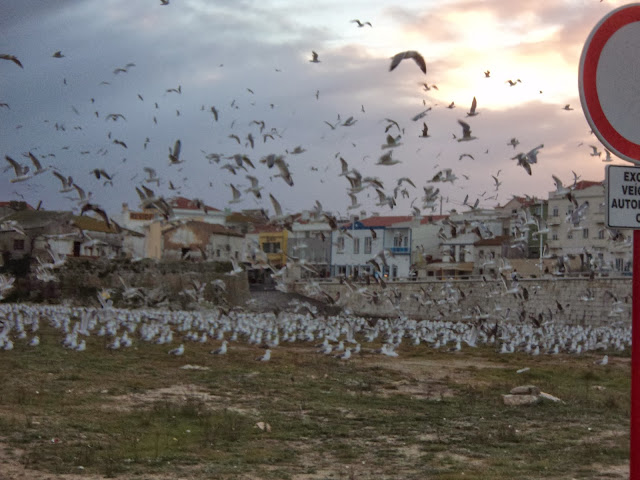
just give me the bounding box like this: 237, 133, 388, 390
2, 210, 72, 229
0, 201, 34, 211
169, 196, 220, 212
72, 215, 123, 234
351, 215, 415, 228
573, 180, 603, 191
163, 220, 243, 237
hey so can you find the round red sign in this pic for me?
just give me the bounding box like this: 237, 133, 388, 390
579, 3, 640, 164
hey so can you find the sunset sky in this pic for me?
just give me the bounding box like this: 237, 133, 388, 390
0, 0, 632, 220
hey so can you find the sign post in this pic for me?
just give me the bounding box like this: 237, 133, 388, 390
579, 4, 640, 478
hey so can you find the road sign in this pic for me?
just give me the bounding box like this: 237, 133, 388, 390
605, 165, 640, 228
579, 3, 640, 164
581, 7, 640, 479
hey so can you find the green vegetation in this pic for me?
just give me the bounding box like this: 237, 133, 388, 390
0, 327, 630, 479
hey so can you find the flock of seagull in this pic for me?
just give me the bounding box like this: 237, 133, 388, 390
0, 9, 604, 234
0, 297, 629, 364
0, 12, 632, 369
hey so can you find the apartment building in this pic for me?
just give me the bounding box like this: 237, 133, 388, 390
547, 180, 632, 273
330, 215, 413, 279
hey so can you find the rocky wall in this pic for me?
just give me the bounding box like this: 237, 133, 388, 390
4, 258, 249, 308
294, 276, 632, 326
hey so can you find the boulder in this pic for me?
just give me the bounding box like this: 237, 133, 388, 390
502, 394, 541, 406
510, 385, 541, 395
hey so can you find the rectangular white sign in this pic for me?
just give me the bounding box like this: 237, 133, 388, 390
606, 164, 640, 228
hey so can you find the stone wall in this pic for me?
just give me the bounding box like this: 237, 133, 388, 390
3, 258, 249, 308
293, 276, 632, 325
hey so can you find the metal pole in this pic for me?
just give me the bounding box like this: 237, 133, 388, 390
539, 199, 544, 272
632, 230, 640, 480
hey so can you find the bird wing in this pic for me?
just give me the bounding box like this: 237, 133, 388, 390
52, 170, 68, 185
230, 184, 241, 200
172, 139, 181, 159
457, 120, 471, 136
4, 155, 21, 175
27, 152, 43, 170
269, 194, 283, 217
409, 51, 426, 74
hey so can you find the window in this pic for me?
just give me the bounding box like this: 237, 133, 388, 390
598, 229, 605, 239
216, 249, 221, 257
393, 235, 403, 247
364, 236, 372, 254
336, 236, 345, 253
353, 238, 360, 254
552, 233, 558, 241
582, 228, 589, 239
391, 265, 397, 278
262, 242, 281, 253
13, 239, 24, 250
567, 232, 573, 240
553, 207, 559, 217
567, 208, 573, 216
616, 258, 624, 271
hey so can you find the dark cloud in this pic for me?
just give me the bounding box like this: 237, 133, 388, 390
0, 0, 619, 219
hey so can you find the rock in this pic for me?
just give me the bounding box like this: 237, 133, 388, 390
510, 385, 540, 395
502, 394, 541, 406
539, 391, 563, 403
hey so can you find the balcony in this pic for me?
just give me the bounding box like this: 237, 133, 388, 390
388, 246, 410, 255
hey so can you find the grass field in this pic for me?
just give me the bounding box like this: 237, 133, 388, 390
0, 322, 630, 480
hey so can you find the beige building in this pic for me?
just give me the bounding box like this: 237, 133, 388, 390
145, 220, 244, 261
547, 180, 632, 274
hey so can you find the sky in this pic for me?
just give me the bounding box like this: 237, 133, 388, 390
0, 0, 633, 221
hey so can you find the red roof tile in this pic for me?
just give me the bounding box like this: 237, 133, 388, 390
169, 196, 220, 212
356, 215, 414, 228
0, 201, 34, 210
573, 180, 603, 190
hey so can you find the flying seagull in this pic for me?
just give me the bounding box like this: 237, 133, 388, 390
169, 139, 182, 164
310, 51, 320, 63
389, 50, 426, 74
351, 19, 372, 27
456, 120, 477, 142
4, 155, 31, 183
0, 54, 23, 68
466, 96, 479, 117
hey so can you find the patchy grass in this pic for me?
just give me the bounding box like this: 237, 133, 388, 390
0, 324, 630, 479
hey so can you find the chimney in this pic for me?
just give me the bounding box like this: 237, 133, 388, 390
122, 203, 129, 212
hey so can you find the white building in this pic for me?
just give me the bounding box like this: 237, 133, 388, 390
287, 219, 332, 278
118, 197, 226, 235
547, 180, 633, 274
330, 215, 413, 279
